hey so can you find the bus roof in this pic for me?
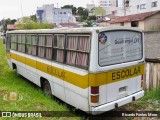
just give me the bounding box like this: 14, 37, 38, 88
7, 26, 142, 34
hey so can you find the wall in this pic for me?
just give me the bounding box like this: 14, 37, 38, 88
124, 22, 131, 27
144, 13, 160, 31
138, 21, 145, 30
144, 31, 160, 59
110, 23, 121, 26
143, 31, 160, 90
53, 9, 73, 25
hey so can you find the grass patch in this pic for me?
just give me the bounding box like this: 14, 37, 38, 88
119, 87, 160, 111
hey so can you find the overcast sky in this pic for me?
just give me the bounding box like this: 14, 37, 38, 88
0, 0, 123, 20
0, 0, 99, 20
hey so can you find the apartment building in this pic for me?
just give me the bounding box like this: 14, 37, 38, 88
36, 4, 75, 25
116, 0, 160, 16
98, 0, 123, 15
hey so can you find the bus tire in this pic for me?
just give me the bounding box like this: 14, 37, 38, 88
42, 80, 52, 97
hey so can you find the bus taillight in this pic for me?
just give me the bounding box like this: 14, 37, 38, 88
91, 86, 99, 94
91, 95, 99, 103
91, 86, 99, 103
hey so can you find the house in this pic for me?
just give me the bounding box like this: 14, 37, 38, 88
110, 10, 160, 31
7, 24, 16, 31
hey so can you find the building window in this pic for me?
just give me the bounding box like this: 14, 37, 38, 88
64, 12, 66, 14
140, 4, 146, 9
152, 1, 157, 7
60, 12, 62, 14
131, 21, 138, 27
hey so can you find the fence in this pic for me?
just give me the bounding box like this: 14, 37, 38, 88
144, 59, 160, 90
143, 31, 160, 90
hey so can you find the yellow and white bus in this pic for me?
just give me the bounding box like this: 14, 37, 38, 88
6, 27, 144, 114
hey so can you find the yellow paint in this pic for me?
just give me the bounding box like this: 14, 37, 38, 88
17, 54, 25, 64
9, 52, 144, 89
26, 57, 36, 68
107, 65, 144, 84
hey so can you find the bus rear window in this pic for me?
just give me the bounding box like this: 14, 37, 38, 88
98, 30, 143, 66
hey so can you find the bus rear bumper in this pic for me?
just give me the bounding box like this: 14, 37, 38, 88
91, 90, 144, 115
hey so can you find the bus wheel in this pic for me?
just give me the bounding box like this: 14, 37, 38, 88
43, 81, 52, 97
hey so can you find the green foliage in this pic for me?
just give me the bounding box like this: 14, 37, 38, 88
88, 15, 96, 21
83, 20, 92, 27
16, 17, 55, 30
61, 5, 77, 15
95, 7, 106, 16
61, 5, 89, 21
30, 14, 37, 22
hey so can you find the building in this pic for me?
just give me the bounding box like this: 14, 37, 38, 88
86, 4, 96, 11
110, 10, 160, 31
116, 0, 160, 16
36, 4, 75, 25
99, 0, 117, 8
7, 24, 16, 31
98, 0, 122, 15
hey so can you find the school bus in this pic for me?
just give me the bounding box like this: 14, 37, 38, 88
6, 27, 144, 114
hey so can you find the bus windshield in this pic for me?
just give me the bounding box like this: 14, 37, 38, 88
98, 30, 143, 66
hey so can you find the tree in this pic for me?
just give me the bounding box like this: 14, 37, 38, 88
16, 17, 55, 30
61, 5, 77, 15
77, 7, 89, 20
95, 7, 106, 16
88, 15, 96, 21
30, 14, 37, 22
82, 9, 89, 20
77, 7, 84, 16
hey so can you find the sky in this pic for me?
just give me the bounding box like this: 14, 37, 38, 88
0, 0, 123, 20
0, 0, 98, 20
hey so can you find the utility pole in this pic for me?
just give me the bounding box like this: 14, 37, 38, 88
20, 0, 23, 17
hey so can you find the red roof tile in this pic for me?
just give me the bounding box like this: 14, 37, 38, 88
110, 10, 160, 23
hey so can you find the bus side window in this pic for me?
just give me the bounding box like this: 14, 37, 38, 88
11, 34, 17, 51
38, 35, 45, 57
17, 34, 26, 53
6, 34, 11, 53
53, 34, 65, 63
65, 35, 90, 69
46, 35, 53, 60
